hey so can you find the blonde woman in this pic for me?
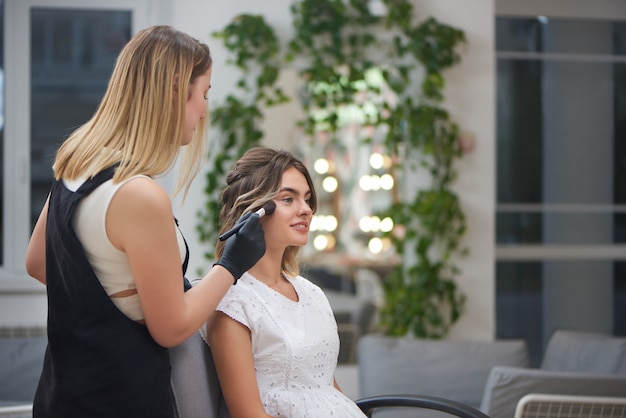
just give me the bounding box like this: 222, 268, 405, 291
25, 25, 265, 418
204, 147, 367, 418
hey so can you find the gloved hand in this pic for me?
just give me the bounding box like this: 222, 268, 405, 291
214, 212, 266, 283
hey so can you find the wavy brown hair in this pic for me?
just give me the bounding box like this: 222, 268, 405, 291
53, 25, 212, 199
216, 147, 317, 277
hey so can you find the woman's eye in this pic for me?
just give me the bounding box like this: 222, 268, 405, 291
283, 197, 294, 204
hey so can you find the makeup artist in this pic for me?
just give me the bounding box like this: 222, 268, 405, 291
24, 25, 265, 418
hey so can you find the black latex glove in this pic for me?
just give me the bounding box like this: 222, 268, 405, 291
214, 212, 266, 283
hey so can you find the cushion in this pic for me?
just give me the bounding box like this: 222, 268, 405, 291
357, 335, 529, 409
541, 330, 626, 374
481, 365, 626, 418
0, 337, 47, 402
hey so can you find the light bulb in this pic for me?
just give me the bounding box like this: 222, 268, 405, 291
322, 176, 338, 193
369, 152, 384, 169
314, 158, 330, 174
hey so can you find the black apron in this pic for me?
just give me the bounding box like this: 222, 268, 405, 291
34, 167, 189, 417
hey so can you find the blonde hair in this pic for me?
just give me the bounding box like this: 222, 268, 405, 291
216, 147, 317, 277
53, 25, 212, 199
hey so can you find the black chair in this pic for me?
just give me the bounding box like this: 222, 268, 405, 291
356, 394, 491, 418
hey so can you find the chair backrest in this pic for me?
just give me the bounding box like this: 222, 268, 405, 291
541, 330, 626, 374
514, 393, 626, 418
354, 268, 384, 308
357, 394, 490, 418
169, 330, 228, 418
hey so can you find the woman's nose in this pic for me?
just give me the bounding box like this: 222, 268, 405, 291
299, 201, 312, 215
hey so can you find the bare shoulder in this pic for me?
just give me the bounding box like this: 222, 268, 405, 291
112, 176, 171, 215
106, 176, 174, 251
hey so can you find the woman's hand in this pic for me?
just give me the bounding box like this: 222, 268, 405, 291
215, 212, 266, 283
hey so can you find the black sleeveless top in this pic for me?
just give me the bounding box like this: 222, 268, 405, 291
34, 167, 189, 417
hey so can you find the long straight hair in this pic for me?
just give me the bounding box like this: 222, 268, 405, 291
53, 25, 212, 199
216, 147, 318, 277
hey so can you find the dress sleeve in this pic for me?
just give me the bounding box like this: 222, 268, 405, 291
215, 285, 251, 329
198, 284, 251, 346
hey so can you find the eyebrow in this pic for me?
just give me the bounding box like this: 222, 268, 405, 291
279, 186, 311, 197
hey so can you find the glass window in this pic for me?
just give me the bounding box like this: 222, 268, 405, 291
496, 16, 626, 359
0, 0, 144, 289
30, 8, 131, 228
497, 261, 626, 366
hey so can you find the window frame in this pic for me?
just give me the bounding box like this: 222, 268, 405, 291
495, 26, 626, 262
0, 0, 155, 291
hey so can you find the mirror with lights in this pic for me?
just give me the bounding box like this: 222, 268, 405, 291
296, 66, 401, 263
299, 141, 397, 262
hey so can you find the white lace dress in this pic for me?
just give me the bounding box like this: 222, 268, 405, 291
202, 272, 366, 418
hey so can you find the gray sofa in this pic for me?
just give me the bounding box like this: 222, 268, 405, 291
480, 330, 626, 418
358, 330, 626, 418
0, 330, 47, 416
0, 334, 46, 404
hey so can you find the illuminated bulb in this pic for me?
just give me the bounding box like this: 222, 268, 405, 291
368, 237, 383, 254
370, 216, 381, 231
370, 175, 381, 191
323, 215, 338, 232
313, 235, 329, 251
380, 217, 394, 232
322, 176, 338, 193
359, 216, 382, 232
314, 158, 330, 174
382, 154, 393, 169
359, 175, 372, 191
326, 234, 336, 249
369, 152, 384, 169
310, 215, 323, 232
359, 216, 372, 232
380, 173, 394, 190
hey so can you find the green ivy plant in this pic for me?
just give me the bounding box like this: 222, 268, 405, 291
287, 0, 467, 338
198, 0, 468, 339
196, 14, 288, 262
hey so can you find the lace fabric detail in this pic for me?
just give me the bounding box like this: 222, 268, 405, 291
204, 272, 366, 417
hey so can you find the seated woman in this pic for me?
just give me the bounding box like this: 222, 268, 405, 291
202, 147, 366, 418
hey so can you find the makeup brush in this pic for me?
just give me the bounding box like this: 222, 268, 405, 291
218, 200, 277, 241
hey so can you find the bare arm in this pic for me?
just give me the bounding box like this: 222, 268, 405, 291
334, 378, 342, 392
107, 177, 239, 347
25, 196, 49, 285
207, 312, 274, 418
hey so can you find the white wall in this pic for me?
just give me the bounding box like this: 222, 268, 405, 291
414, 0, 495, 340
0, 0, 497, 341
